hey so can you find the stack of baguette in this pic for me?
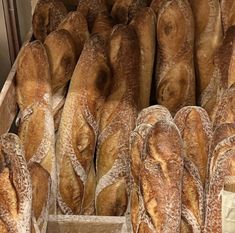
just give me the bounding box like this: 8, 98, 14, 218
0, 0, 235, 232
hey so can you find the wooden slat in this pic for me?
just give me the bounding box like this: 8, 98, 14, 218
47, 215, 128, 233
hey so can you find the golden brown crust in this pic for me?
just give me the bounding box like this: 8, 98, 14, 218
95, 25, 140, 216
56, 34, 111, 214
188, 0, 222, 102
155, 0, 195, 115
0, 133, 32, 233
140, 120, 183, 232
221, 0, 235, 34
32, 0, 68, 42
130, 7, 156, 109
58, 11, 89, 57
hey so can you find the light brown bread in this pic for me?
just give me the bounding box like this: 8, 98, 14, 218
188, 0, 222, 102
95, 25, 140, 216
130, 7, 156, 109
140, 120, 183, 232
32, 0, 68, 42
174, 106, 212, 232
130, 105, 172, 233
77, 0, 108, 30
0, 133, 32, 233
221, 0, 235, 34
44, 29, 77, 130
205, 131, 235, 232
16, 41, 56, 230
58, 11, 89, 57
155, 0, 195, 115
201, 26, 235, 121
56, 34, 111, 215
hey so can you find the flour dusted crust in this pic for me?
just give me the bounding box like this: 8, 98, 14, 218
188, 0, 222, 102
56, 34, 111, 215
140, 120, 183, 232
32, 0, 68, 42
156, 0, 195, 115
130, 7, 156, 109
221, 0, 235, 34
58, 11, 89, 57
0, 133, 32, 233
16, 41, 56, 231
205, 135, 235, 233
95, 25, 140, 216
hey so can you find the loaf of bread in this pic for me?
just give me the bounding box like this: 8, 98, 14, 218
130, 7, 156, 109
77, 0, 108, 30
95, 25, 140, 216
58, 11, 89, 57
56, 34, 111, 215
44, 29, 77, 131
139, 120, 183, 232
155, 0, 195, 115
221, 0, 235, 34
0, 133, 32, 233
130, 105, 172, 233
16, 41, 55, 230
32, 0, 68, 42
174, 106, 212, 232
92, 12, 114, 39
188, 0, 222, 103
205, 125, 235, 232
202, 27, 235, 122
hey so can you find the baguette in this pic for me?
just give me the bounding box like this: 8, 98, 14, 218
205, 131, 235, 232
130, 105, 172, 233
0, 133, 32, 233
58, 11, 89, 57
130, 7, 156, 109
44, 29, 77, 131
16, 41, 55, 230
139, 120, 183, 232
174, 106, 212, 232
77, 0, 108, 30
188, 0, 222, 102
221, 0, 235, 34
155, 0, 195, 115
201, 26, 235, 121
32, 0, 67, 42
56, 34, 111, 215
95, 25, 140, 216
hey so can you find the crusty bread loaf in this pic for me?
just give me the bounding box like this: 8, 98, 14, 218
16, 41, 56, 230
58, 11, 89, 57
188, 0, 222, 103
32, 0, 68, 42
221, 0, 235, 34
44, 29, 77, 131
205, 127, 235, 232
202, 27, 235, 122
139, 120, 183, 232
130, 7, 156, 109
92, 12, 114, 39
77, 0, 108, 30
0, 133, 32, 233
95, 25, 140, 216
174, 106, 212, 232
130, 105, 172, 233
56, 34, 111, 215
155, 0, 195, 115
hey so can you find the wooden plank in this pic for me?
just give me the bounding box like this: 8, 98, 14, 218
47, 215, 127, 233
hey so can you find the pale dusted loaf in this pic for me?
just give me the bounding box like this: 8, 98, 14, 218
0, 133, 32, 233
130, 7, 156, 109
95, 25, 140, 216
56, 34, 111, 215
16, 41, 55, 231
32, 0, 67, 42
155, 0, 195, 115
